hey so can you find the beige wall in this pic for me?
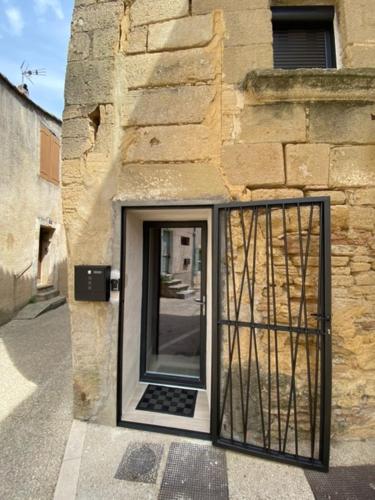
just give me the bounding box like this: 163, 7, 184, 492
63, 0, 375, 438
0, 79, 67, 324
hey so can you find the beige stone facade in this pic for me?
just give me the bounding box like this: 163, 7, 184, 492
0, 74, 67, 325
63, 0, 375, 442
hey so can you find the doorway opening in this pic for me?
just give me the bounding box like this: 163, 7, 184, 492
37, 226, 55, 286
119, 207, 212, 436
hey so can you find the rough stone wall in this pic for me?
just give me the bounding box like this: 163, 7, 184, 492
63, 0, 375, 437
0, 78, 67, 325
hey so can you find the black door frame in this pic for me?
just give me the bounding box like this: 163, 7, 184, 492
140, 220, 208, 389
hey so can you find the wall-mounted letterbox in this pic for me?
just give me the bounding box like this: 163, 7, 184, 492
74, 266, 111, 302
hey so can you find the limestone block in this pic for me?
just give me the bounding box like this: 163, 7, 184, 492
122, 49, 216, 88
62, 160, 83, 186
65, 59, 114, 105
309, 102, 375, 144
93, 28, 118, 58
355, 272, 375, 286
222, 143, 285, 187
330, 147, 375, 187
63, 105, 86, 121
251, 188, 303, 201
72, 2, 123, 32
62, 118, 91, 139
117, 163, 228, 201
224, 9, 272, 47
349, 207, 375, 231
223, 45, 273, 84
332, 244, 357, 256
332, 275, 354, 288
148, 14, 214, 52
286, 144, 330, 187
124, 125, 217, 162
351, 262, 371, 273
68, 32, 90, 61
351, 188, 375, 206
121, 85, 216, 126
346, 45, 375, 69
305, 190, 346, 205
192, 0, 269, 14
126, 26, 147, 54
331, 206, 349, 231
63, 137, 92, 160
341, 0, 375, 45
130, 0, 189, 27
240, 103, 306, 143
332, 256, 350, 267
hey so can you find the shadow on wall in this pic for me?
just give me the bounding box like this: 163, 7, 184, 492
0, 259, 68, 326
63, 0, 227, 422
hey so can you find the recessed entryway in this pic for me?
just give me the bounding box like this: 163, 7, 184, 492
37, 225, 55, 287
119, 207, 212, 436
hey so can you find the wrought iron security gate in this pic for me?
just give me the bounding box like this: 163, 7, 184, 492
212, 197, 331, 471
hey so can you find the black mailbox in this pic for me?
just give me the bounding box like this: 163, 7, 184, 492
74, 266, 111, 302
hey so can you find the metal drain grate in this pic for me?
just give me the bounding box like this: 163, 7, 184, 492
159, 442, 229, 500
305, 465, 375, 500
115, 442, 163, 484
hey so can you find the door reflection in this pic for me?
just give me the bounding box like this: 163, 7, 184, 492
144, 224, 206, 383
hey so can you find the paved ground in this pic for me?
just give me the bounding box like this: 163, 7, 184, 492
0, 305, 73, 500
55, 421, 375, 500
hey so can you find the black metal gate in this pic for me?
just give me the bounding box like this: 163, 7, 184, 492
212, 197, 331, 471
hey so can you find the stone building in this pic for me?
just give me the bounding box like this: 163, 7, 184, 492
63, 0, 375, 469
0, 74, 67, 325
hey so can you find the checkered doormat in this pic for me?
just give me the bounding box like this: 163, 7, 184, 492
136, 385, 198, 418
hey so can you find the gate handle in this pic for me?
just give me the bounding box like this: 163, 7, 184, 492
311, 313, 330, 321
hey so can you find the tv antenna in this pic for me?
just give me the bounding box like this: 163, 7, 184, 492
21, 61, 46, 85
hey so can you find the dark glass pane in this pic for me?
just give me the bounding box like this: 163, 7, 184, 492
145, 226, 203, 380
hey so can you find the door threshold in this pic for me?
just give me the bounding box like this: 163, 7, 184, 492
118, 419, 211, 441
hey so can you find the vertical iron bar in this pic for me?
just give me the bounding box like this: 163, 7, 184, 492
239, 208, 255, 443
303, 206, 315, 457
282, 206, 299, 455
221, 209, 234, 440
320, 198, 332, 471
265, 205, 272, 449
269, 207, 282, 451
284, 203, 314, 456
228, 210, 246, 440
312, 204, 323, 459
211, 206, 220, 444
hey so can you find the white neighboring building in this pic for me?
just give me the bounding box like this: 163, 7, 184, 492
0, 73, 67, 324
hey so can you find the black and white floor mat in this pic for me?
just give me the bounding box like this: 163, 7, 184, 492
136, 385, 197, 418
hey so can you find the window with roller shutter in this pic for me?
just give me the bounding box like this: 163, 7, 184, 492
272, 6, 337, 69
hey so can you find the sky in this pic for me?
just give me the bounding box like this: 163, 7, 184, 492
0, 0, 74, 117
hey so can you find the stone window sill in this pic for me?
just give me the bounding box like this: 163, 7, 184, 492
244, 69, 375, 102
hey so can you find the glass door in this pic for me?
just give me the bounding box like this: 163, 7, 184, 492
140, 221, 207, 388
